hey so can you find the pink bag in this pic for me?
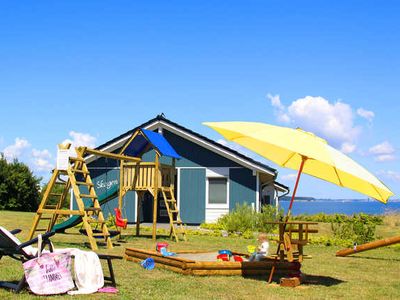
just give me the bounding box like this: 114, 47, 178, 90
22, 235, 74, 295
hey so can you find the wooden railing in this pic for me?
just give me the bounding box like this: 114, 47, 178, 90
122, 162, 175, 191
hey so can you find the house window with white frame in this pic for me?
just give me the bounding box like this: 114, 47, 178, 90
208, 177, 228, 204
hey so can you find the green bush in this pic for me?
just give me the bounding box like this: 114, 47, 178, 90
216, 203, 281, 234
331, 213, 378, 244
293, 212, 383, 225
256, 204, 284, 233
218, 203, 256, 233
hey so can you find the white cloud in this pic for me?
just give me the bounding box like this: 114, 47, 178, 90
281, 173, 297, 181
268, 95, 361, 151
340, 142, 356, 154
357, 108, 375, 122
369, 141, 395, 155
268, 94, 290, 124
369, 141, 396, 162
31, 149, 53, 171
63, 131, 96, 148
268, 93, 285, 111
375, 154, 396, 162
3, 138, 30, 161
377, 170, 400, 183
62, 131, 97, 157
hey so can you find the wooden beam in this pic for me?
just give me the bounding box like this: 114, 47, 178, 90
78, 147, 141, 163
152, 154, 159, 240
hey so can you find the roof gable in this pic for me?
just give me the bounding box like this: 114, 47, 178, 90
92, 115, 277, 176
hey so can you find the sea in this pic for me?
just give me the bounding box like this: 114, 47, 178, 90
279, 199, 400, 215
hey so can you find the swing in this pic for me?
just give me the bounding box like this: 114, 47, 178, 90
114, 208, 127, 229
112, 159, 128, 239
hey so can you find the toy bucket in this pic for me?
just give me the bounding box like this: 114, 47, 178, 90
156, 242, 169, 252
140, 258, 155, 270
247, 245, 256, 254
217, 254, 230, 261
233, 255, 243, 262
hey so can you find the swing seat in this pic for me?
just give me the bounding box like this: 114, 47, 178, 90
114, 208, 128, 229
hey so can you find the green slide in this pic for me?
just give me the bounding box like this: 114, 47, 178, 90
52, 185, 120, 233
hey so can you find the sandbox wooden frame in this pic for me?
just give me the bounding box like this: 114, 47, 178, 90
125, 248, 301, 276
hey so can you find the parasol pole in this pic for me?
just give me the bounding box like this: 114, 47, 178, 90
286, 156, 307, 220
268, 156, 307, 283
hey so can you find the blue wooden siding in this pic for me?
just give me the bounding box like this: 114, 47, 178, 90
229, 168, 257, 210
163, 130, 241, 168
179, 169, 206, 224
84, 167, 136, 222
100, 191, 136, 223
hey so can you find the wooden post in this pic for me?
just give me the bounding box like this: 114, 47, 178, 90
136, 192, 142, 236
152, 154, 160, 240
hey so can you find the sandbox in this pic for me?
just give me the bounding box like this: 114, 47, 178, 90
125, 247, 301, 276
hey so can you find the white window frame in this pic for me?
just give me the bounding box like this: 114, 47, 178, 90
205, 168, 230, 209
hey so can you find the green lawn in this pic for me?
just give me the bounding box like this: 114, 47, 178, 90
1, 211, 400, 299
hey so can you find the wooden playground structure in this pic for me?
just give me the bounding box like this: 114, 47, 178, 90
29, 128, 186, 250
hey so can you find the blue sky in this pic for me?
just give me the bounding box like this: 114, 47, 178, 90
0, 1, 399, 200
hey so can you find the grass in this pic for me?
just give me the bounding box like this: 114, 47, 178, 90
1, 211, 400, 299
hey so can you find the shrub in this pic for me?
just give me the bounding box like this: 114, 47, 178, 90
293, 212, 383, 225
256, 204, 284, 233
216, 203, 282, 234
218, 203, 256, 233
331, 213, 377, 245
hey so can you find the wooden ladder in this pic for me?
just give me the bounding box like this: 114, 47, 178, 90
28, 153, 113, 250
161, 186, 186, 242
28, 169, 72, 238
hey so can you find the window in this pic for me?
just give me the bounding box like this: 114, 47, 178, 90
208, 178, 228, 204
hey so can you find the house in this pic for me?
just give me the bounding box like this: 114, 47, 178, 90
86, 115, 289, 224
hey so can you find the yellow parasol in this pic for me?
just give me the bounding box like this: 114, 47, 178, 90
204, 121, 394, 283
203, 122, 393, 211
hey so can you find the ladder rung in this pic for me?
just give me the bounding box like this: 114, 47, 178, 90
166, 199, 176, 202
87, 219, 105, 224
169, 210, 178, 213
70, 168, 89, 174
80, 194, 97, 198
49, 193, 63, 197
85, 207, 101, 212
172, 220, 182, 224
76, 181, 94, 187
69, 157, 85, 162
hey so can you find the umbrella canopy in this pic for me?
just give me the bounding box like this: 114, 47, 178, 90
204, 121, 393, 203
